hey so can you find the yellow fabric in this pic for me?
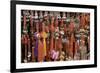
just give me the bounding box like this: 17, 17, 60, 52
42, 32, 47, 56
43, 39, 46, 56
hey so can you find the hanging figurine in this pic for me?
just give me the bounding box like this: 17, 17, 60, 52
79, 35, 87, 60
65, 37, 70, 61
62, 12, 66, 23
34, 11, 39, 23
50, 16, 55, 51
51, 17, 60, 61
74, 39, 80, 60
50, 18, 60, 61
30, 10, 34, 34
41, 22, 48, 59
87, 35, 90, 59
34, 22, 39, 62
44, 12, 50, 61
23, 33, 29, 63
39, 11, 43, 21
57, 12, 61, 22
26, 10, 34, 62
22, 11, 28, 63
31, 36, 35, 62
69, 33, 75, 59
23, 11, 28, 34
44, 11, 48, 23
38, 34, 44, 62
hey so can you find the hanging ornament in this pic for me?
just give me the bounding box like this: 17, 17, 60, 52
34, 11, 39, 23
39, 11, 43, 22
57, 12, 61, 21
62, 12, 66, 23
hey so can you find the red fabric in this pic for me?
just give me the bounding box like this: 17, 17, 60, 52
38, 40, 44, 62
69, 34, 75, 57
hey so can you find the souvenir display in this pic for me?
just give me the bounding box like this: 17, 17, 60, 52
20, 10, 91, 62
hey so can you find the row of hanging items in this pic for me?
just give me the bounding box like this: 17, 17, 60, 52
21, 10, 90, 63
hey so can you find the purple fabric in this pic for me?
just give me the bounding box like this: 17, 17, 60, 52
51, 50, 59, 60
34, 32, 38, 57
